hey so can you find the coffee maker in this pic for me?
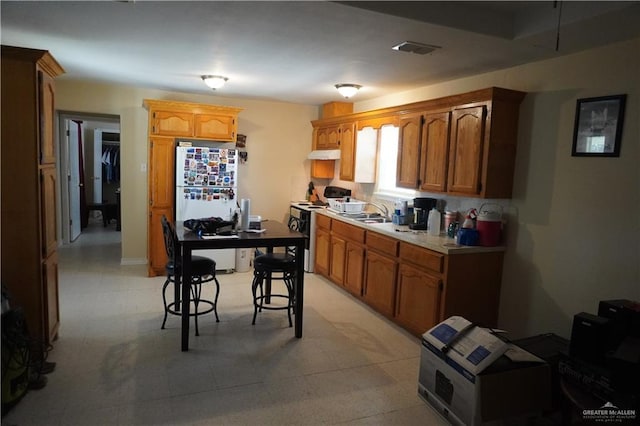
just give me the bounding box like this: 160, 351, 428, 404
410, 197, 438, 230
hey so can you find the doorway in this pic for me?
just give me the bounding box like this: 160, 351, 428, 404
57, 111, 121, 245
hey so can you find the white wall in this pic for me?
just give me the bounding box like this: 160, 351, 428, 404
54, 82, 318, 264
355, 37, 640, 339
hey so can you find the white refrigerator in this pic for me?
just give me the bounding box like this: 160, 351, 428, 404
175, 144, 238, 271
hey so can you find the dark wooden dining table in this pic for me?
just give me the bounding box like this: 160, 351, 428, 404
174, 220, 307, 351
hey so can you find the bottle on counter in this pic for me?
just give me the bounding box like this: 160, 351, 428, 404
427, 208, 441, 236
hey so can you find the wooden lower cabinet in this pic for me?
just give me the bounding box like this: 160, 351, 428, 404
343, 242, 365, 296
329, 235, 346, 285
395, 263, 441, 335
148, 207, 173, 274
315, 226, 331, 277
321, 218, 366, 296
315, 215, 504, 336
363, 250, 397, 317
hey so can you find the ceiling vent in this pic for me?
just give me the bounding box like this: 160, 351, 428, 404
392, 41, 441, 55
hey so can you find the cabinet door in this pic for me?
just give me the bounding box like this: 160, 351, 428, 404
40, 166, 57, 257
339, 122, 356, 181
344, 242, 364, 296
148, 137, 175, 276
149, 207, 173, 274
150, 137, 175, 210
315, 227, 331, 277
194, 113, 236, 141
396, 263, 441, 335
447, 105, 486, 195
317, 125, 341, 149
43, 251, 59, 344
38, 70, 56, 164
396, 114, 422, 188
329, 235, 346, 285
420, 111, 451, 192
151, 110, 194, 137
311, 160, 335, 179
364, 251, 398, 317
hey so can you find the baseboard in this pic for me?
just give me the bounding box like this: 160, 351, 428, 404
120, 258, 147, 265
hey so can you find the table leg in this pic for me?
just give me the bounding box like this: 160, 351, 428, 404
294, 241, 304, 338
174, 268, 180, 313
181, 245, 192, 351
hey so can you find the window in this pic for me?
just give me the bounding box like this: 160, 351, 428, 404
375, 125, 416, 199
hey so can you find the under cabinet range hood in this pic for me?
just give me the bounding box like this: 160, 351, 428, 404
307, 149, 340, 160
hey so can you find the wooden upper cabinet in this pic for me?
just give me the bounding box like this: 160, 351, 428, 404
339, 122, 356, 181
151, 110, 194, 137
144, 99, 242, 141
316, 125, 341, 149
340, 123, 377, 183
194, 113, 236, 141
396, 114, 422, 188
39, 70, 56, 164
311, 87, 524, 197
447, 104, 486, 196
420, 111, 451, 192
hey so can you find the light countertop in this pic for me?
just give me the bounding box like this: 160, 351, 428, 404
317, 209, 505, 255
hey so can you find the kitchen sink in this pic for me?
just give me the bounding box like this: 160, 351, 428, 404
336, 212, 390, 223
352, 216, 389, 224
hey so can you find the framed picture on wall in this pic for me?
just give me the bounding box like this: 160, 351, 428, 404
571, 94, 626, 157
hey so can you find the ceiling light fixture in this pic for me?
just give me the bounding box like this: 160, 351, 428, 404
335, 83, 362, 99
392, 41, 441, 55
201, 75, 228, 90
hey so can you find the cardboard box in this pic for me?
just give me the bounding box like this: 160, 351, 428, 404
418, 336, 552, 425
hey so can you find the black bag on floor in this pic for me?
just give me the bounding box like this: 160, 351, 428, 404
1, 308, 31, 415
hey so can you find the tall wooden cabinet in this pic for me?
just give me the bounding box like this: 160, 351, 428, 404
1, 45, 64, 347
143, 99, 242, 276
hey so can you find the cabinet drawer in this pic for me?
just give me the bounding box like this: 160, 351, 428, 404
366, 231, 398, 257
399, 242, 444, 274
316, 214, 331, 230
332, 220, 365, 243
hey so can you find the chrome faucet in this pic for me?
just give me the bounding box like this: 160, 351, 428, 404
366, 202, 391, 220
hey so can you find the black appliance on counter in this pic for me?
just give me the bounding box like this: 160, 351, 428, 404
409, 197, 437, 230
322, 186, 352, 203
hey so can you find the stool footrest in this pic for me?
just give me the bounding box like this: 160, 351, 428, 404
165, 300, 216, 317
253, 294, 294, 311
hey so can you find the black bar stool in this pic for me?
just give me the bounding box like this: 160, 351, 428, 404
251, 252, 296, 327
161, 216, 220, 336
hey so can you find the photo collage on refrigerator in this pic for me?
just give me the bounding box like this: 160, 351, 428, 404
180, 147, 236, 201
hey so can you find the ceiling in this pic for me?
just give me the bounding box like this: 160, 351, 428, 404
2, 1, 639, 106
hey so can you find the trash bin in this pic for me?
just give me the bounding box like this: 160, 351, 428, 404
235, 248, 251, 272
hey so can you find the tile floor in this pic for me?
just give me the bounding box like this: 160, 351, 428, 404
2, 220, 447, 426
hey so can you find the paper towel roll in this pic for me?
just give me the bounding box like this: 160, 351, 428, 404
240, 198, 251, 231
